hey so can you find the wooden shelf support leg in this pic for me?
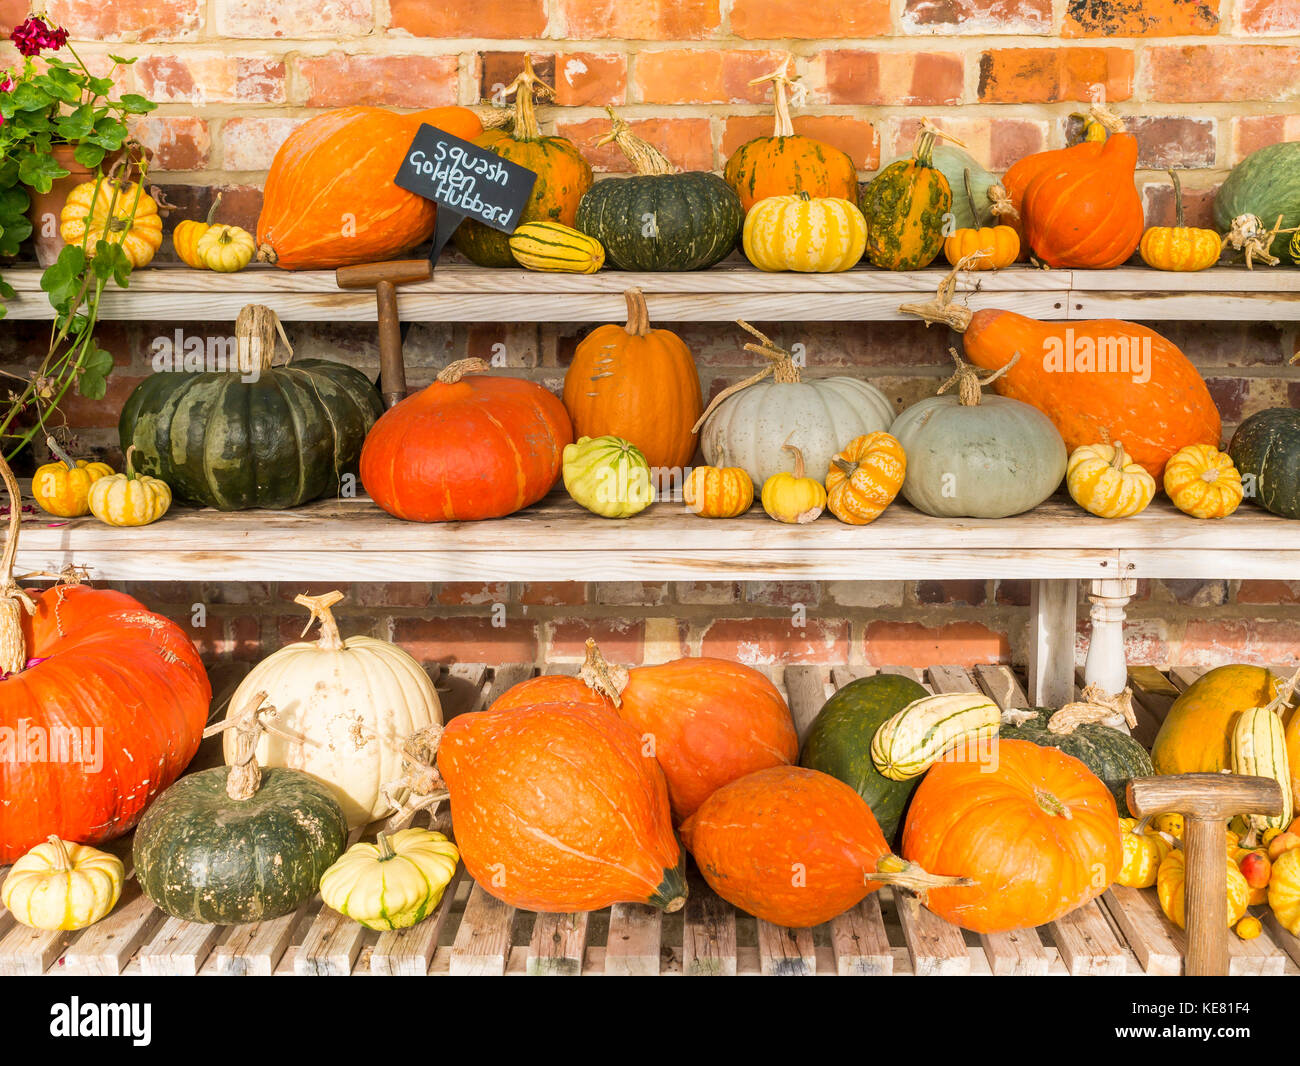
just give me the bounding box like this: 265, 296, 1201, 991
1029, 579, 1078, 708
1083, 578, 1137, 702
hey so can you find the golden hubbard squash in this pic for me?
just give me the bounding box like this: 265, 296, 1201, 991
1151, 665, 1281, 776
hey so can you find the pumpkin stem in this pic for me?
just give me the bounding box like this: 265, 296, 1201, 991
1223, 213, 1297, 270
962, 168, 981, 228
831, 456, 858, 479
500, 55, 552, 143
912, 118, 965, 168
580, 637, 629, 707
437, 357, 491, 384
1033, 787, 1074, 819
256, 242, 277, 265
1109, 441, 1129, 472
46, 835, 74, 873
1262, 667, 1300, 719
235, 303, 293, 373
1166, 170, 1186, 230
622, 288, 652, 337
781, 435, 807, 479
987, 182, 1019, 223
1087, 102, 1126, 135
898, 257, 978, 333
595, 109, 676, 177
1047, 683, 1137, 734
748, 56, 804, 139
376, 832, 396, 861
690, 321, 801, 434
295, 589, 347, 651
44, 435, 80, 471
380, 723, 448, 829
869, 854, 975, 904
215, 690, 271, 802
203, 191, 224, 227
936, 347, 1019, 407
123, 444, 140, 481
0, 451, 35, 678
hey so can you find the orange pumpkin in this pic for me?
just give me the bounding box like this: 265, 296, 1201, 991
1019, 109, 1144, 269
943, 225, 1020, 270
683, 465, 753, 518
901, 739, 1122, 933
901, 265, 1221, 479
723, 59, 857, 213
256, 105, 482, 270
437, 701, 685, 913
825, 432, 906, 525
359, 358, 573, 522
680, 766, 960, 928
562, 289, 703, 471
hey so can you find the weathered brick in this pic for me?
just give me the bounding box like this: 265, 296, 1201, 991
477, 52, 554, 106
560, 117, 714, 173
45, 0, 203, 40
995, 580, 1031, 607
701, 617, 850, 665
674, 581, 740, 605
221, 117, 302, 172
722, 115, 878, 171
1140, 180, 1217, 230
216, 0, 373, 38
825, 581, 905, 608
1144, 46, 1300, 103
888, 116, 1047, 172
1164, 580, 1230, 607
744, 581, 822, 608
128, 116, 210, 172
1237, 581, 1300, 605
1075, 618, 1168, 667
0, 0, 27, 33
557, 0, 720, 40
466, 323, 540, 368
635, 49, 779, 105
435, 583, 510, 606
520, 582, 589, 606
134, 53, 286, 105
548, 619, 646, 663
978, 48, 1134, 105
1230, 116, 1300, 163
863, 620, 1011, 667
393, 617, 538, 665
595, 582, 671, 607
391, 0, 543, 36
299, 53, 459, 108
1177, 619, 1300, 668
901, 0, 1052, 34
1125, 116, 1217, 169
731, 0, 889, 38
915, 580, 986, 606
1062, 0, 1220, 37
554, 53, 627, 107
821, 51, 963, 108
1205, 377, 1248, 424
1234, 0, 1300, 33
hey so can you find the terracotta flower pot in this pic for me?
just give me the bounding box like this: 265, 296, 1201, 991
27, 144, 94, 267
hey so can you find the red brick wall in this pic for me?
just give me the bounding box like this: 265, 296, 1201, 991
5, 0, 1300, 672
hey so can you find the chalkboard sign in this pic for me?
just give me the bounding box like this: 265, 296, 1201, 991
394, 124, 539, 265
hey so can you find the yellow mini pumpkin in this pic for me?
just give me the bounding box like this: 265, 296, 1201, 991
319, 828, 460, 931
1157, 848, 1250, 930
59, 180, 163, 268
1, 836, 124, 931
943, 225, 1020, 271
172, 192, 224, 269
87, 446, 172, 527
31, 439, 113, 518
1163, 443, 1243, 519
1117, 817, 1172, 889
683, 465, 753, 518
1067, 440, 1156, 518
1139, 171, 1221, 273
825, 432, 906, 526
197, 223, 256, 273
761, 441, 826, 524
743, 192, 867, 273
1269, 847, 1300, 936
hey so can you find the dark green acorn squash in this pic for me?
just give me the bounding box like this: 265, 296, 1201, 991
575, 111, 742, 272
1000, 707, 1153, 817
134, 765, 347, 924
119, 304, 383, 511
1229, 407, 1300, 520
799, 673, 929, 843
1213, 142, 1300, 263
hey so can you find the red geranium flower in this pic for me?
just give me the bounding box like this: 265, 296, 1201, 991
10, 16, 68, 57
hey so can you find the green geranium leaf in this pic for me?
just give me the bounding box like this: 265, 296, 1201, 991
9, 82, 53, 112
86, 76, 114, 98
77, 347, 115, 400
40, 245, 87, 315
55, 103, 95, 142
17, 151, 68, 195
73, 142, 107, 168
118, 94, 156, 115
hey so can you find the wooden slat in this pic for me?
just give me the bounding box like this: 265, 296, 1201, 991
894, 891, 971, 976
878, 664, 929, 688
828, 895, 893, 976
829, 665, 875, 689
783, 665, 831, 745
604, 903, 663, 976
449, 882, 515, 976
980, 927, 1051, 976
215, 908, 307, 977
294, 907, 367, 976
1101, 886, 1182, 976
1167, 666, 1209, 692
1227, 918, 1286, 976
0, 921, 78, 976
62, 881, 164, 976
526, 911, 590, 976
1125, 666, 1178, 748
1047, 900, 1128, 975
369, 867, 466, 976
974, 663, 1030, 710
0, 870, 16, 941
682, 879, 737, 976
756, 921, 816, 976
1262, 911, 1300, 969
139, 917, 223, 976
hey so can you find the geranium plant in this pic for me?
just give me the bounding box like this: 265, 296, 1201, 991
0, 14, 156, 460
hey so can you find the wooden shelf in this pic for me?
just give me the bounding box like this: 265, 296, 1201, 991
6, 262, 1300, 322
12, 491, 1300, 583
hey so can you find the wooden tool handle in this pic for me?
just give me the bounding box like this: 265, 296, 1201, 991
335, 259, 432, 289
376, 280, 406, 408
1127, 773, 1284, 976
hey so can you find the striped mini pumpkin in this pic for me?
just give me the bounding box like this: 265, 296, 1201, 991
742, 193, 867, 273
509, 221, 605, 274
825, 432, 906, 525
1066, 441, 1156, 519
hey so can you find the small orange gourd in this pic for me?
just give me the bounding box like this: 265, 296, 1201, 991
825, 432, 906, 525
683, 465, 753, 518
1139, 171, 1221, 272
1163, 443, 1243, 519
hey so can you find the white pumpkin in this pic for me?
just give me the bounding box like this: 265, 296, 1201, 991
699, 323, 894, 487
224, 591, 441, 829
1, 836, 124, 931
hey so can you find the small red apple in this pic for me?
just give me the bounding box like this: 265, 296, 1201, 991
1267, 831, 1300, 861
1240, 850, 1271, 889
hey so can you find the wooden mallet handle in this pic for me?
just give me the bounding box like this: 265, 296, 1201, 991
1127, 773, 1284, 976
336, 260, 433, 408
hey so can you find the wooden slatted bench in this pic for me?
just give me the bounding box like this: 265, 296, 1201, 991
4, 661, 1297, 977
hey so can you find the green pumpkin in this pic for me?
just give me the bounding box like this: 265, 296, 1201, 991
119, 306, 382, 511
799, 673, 930, 844
134, 766, 347, 924
1213, 142, 1300, 263
860, 123, 952, 270
576, 112, 742, 272
928, 146, 999, 230
1229, 408, 1300, 520
1001, 708, 1154, 818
